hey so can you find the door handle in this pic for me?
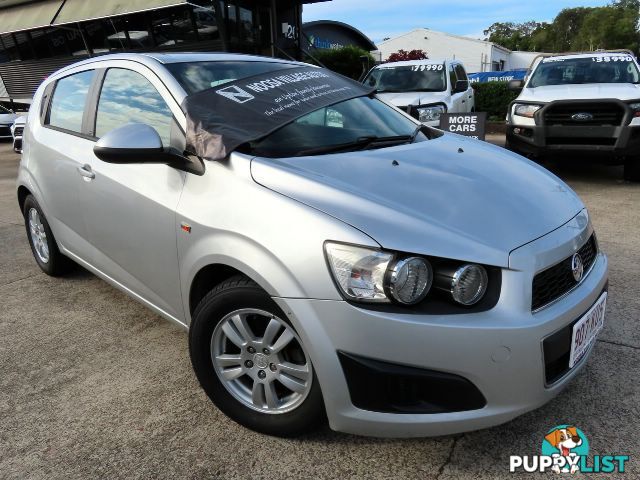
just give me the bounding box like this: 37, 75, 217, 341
77, 164, 95, 180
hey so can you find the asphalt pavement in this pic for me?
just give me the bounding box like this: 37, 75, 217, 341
1, 139, 639, 479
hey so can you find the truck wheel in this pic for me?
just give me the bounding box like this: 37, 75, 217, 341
624, 157, 640, 182
23, 195, 74, 276
189, 275, 325, 437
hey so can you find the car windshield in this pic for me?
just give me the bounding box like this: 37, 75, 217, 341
165, 60, 299, 94
364, 64, 447, 93
529, 55, 640, 87
246, 95, 431, 158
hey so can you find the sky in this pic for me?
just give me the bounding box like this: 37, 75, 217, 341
302, 0, 613, 43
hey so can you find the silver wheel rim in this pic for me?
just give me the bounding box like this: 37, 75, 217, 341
211, 308, 312, 414
28, 208, 49, 264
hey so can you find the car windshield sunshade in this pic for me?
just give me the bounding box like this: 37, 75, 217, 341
181, 66, 375, 161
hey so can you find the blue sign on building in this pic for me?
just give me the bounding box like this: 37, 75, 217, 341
468, 70, 527, 83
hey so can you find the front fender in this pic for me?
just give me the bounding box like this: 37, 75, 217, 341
177, 154, 378, 325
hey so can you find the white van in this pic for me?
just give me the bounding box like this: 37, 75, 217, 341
363, 59, 475, 126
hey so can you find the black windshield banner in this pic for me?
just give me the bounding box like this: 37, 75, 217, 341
182, 66, 374, 161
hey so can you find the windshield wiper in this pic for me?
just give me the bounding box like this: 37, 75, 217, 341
296, 128, 421, 157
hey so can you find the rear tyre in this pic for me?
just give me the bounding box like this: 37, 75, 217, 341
189, 275, 325, 437
23, 195, 73, 276
623, 157, 640, 182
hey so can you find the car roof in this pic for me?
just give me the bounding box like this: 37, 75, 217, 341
55, 52, 309, 76
541, 51, 635, 62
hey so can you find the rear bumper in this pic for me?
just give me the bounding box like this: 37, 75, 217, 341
274, 212, 609, 437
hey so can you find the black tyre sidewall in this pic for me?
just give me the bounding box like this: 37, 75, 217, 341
624, 157, 640, 182
23, 195, 70, 276
189, 279, 325, 437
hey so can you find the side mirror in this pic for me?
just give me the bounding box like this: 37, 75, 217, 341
94, 123, 179, 164
454, 80, 468, 93
93, 123, 205, 175
508, 79, 524, 92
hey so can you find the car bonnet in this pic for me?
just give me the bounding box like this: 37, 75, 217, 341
251, 134, 584, 267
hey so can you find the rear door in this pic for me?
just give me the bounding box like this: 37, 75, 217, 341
78, 62, 187, 321
35, 68, 97, 261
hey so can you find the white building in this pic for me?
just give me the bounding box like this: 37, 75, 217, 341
377, 28, 540, 73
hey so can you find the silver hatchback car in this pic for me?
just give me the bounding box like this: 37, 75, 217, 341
17, 53, 608, 438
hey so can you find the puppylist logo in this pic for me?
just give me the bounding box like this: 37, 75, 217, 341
510, 425, 630, 474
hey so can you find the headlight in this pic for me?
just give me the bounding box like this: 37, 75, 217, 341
387, 257, 433, 305
513, 103, 541, 118
416, 105, 446, 123
629, 102, 640, 117
325, 243, 392, 302
325, 243, 491, 306
435, 264, 488, 306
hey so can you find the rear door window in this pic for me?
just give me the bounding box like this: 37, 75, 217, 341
48, 70, 95, 133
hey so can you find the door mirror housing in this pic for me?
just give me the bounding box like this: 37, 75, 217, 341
93, 123, 204, 175
508, 79, 524, 92
454, 80, 468, 93
94, 123, 172, 164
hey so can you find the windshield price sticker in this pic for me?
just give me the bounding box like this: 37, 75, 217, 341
592, 56, 633, 62
411, 64, 444, 71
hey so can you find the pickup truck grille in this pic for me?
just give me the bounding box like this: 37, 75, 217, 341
543, 103, 625, 126
532, 235, 598, 311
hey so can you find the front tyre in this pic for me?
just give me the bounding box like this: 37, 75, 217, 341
22, 195, 73, 276
624, 156, 640, 182
189, 276, 325, 437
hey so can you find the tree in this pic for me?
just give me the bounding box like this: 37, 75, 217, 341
386, 49, 428, 62
312, 46, 375, 80
482, 1, 640, 53
483, 21, 547, 51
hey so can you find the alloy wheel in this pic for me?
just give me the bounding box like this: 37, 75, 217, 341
210, 309, 312, 414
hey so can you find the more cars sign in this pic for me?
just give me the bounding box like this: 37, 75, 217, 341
439, 112, 487, 141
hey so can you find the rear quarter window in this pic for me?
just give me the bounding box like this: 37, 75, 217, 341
47, 70, 94, 133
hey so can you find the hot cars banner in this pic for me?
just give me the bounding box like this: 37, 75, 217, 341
182, 66, 374, 161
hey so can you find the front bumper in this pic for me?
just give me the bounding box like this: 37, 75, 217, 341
507, 100, 640, 159
275, 212, 609, 437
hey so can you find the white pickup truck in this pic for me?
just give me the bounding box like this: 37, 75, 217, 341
506, 50, 640, 181
363, 59, 475, 126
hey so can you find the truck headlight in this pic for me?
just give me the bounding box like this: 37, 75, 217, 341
513, 103, 541, 118
416, 105, 446, 123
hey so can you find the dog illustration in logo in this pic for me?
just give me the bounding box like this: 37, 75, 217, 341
545, 426, 583, 473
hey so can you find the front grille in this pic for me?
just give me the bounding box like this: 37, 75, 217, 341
13, 126, 23, 136
532, 235, 598, 311
546, 137, 616, 146
0, 126, 10, 136
543, 103, 625, 126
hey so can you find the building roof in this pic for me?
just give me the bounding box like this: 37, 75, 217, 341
302, 20, 377, 51
377, 28, 512, 53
